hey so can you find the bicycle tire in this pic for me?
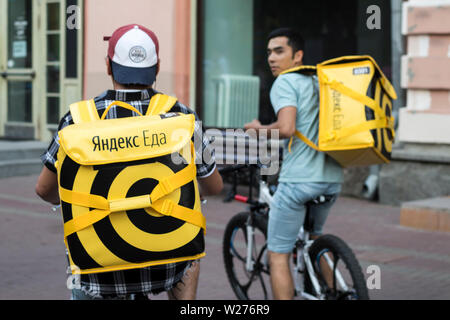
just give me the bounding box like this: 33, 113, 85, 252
223, 211, 269, 300
308, 234, 369, 300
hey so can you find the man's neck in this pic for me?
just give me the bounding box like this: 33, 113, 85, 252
113, 81, 153, 91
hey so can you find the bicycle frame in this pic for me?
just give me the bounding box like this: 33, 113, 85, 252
255, 176, 346, 300
222, 164, 352, 300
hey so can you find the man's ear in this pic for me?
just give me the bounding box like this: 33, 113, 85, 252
156, 58, 160, 76
294, 50, 304, 66
106, 57, 112, 76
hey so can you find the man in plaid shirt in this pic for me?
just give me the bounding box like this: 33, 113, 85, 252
35, 24, 223, 300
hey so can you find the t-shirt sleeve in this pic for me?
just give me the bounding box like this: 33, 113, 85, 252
40, 111, 73, 173
270, 75, 299, 115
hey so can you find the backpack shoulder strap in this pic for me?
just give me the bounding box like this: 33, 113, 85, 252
69, 99, 100, 124
280, 65, 317, 76
146, 93, 178, 116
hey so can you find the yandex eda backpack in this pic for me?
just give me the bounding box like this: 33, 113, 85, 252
55, 94, 206, 274
282, 55, 397, 167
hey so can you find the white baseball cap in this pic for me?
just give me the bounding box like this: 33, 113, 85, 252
104, 24, 159, 85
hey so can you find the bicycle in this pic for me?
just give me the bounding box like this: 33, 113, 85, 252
220, 164, 369, 300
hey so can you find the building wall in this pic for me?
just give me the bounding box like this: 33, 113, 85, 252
399, 0, 450, 144
83, 0, 181, 100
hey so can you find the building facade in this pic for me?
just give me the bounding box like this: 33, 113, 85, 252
1, 0, 449, 204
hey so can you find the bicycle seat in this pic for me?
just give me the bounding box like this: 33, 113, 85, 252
303, 195, 335, 233
268, 184, 277, 196
305, 194, 335, 206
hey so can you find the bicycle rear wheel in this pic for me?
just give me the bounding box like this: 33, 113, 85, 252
223, 212, 269, 300
307, 234, 369, 300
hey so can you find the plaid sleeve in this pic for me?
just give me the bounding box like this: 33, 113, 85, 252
40, 112, 73, 173
170, 102, 216, 178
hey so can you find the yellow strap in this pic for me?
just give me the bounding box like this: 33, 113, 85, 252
59, 187, 110, 210
323, 78, 386, 120
288, 130, 321, 153
146, 94, 178, 115
151, 199, 206, 230
150, 161, 196, 203
60, 159, 197, 236
328, 118, 395, 142
60, 160, 195, 211
290, 117, 394, 151
64, 209, 112, 238
100, 101, 143, 120
63, 198, 206, 237
109, 195, 152, 212
70, 99, 100, 124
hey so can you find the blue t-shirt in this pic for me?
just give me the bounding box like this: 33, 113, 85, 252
270, 72, 343, 183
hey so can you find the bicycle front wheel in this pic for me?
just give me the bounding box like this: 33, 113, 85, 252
223, 212, 269, 300
307, 234, 369, 300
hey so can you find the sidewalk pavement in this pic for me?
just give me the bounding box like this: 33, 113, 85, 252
0, 174, 449, 300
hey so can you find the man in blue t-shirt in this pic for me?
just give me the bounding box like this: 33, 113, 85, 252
245, 28, 343, 300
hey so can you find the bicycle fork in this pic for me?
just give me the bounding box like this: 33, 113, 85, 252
296, 245, 350, 300
245, 224, 255, 272
293, 242, 322, 300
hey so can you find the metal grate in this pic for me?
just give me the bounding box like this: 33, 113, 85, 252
214, 74, 260, 128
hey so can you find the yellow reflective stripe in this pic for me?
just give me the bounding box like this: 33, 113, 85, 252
100, 101, 143, 120
70, 99, 100, 124
147, 94, 177, 115
59, 187, 109, 210
151, 199, 206, 230
64, 209, 111, 237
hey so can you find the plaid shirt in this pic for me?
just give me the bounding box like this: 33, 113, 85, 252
41, 88, 215, 298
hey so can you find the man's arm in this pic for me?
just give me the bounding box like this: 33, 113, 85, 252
197, 167, 223, 196
244, 106, 297, 139
35, 166, 60, 205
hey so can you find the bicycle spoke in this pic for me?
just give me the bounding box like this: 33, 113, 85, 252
313, 246, 362, 300
331, 255, 339, 296
230, 244, 246, 263
223, 211, 269, 300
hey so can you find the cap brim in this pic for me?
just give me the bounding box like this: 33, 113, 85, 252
110, 60, 157, 86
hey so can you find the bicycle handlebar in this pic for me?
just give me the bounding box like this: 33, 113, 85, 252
217, 164, 249, 174
218, 162, 270, 175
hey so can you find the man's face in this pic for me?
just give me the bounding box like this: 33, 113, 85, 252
267, 36, 302, 77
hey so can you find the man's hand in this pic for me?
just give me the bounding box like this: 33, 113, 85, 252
244, 119, 262, 131
244, 106, 297, 139
197, 167, 223, 196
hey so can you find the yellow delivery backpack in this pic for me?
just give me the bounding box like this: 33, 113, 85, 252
282, 55, 397, 167
55, 94, 205, 275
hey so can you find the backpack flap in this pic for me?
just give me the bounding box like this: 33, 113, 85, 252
58, 113, 195, 166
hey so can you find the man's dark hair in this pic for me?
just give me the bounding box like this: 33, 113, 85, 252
267, 28, 305, 56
